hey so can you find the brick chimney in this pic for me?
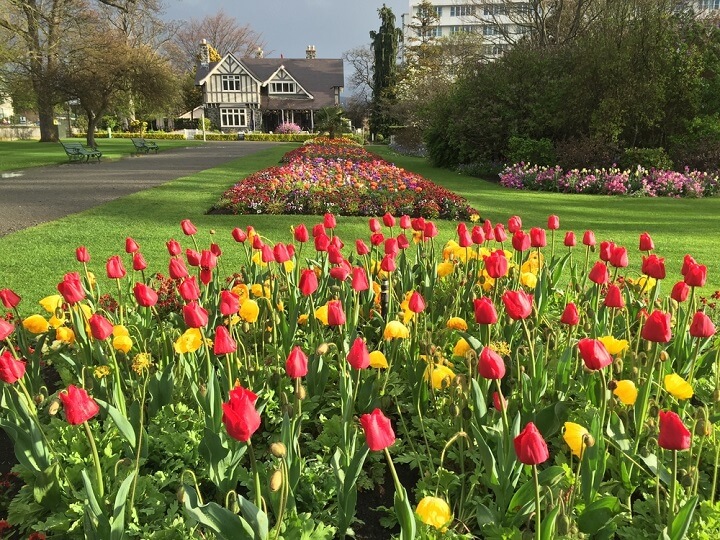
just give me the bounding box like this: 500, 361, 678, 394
199, 39, 210, 67
306, 45, 316, 59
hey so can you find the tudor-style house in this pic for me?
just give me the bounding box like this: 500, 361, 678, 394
195, 41, 344, 133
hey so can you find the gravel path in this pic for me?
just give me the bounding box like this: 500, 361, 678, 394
0, 141, 277, 238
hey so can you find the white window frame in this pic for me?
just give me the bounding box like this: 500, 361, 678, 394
221, 75, 242, 91
269, 82, 296, 94
450, 5, 475, 17
220, 108, 247, 128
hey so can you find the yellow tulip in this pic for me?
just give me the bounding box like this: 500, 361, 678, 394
55, 326, 75, 344
437, 261, 454, 278
384, 320, 410, 340
283, 260, 295, 272
113, 335, 133, 354
132, 353, 152, 374
453, 338, 471, 357
174, 328, 203, 354
563, 422, 590, 458
39, 294, 63, 313
240, 299, 260, 323
664, 373, 693, 400
251, 251, 267, 267
520, 272, 537, 289
23, 315, 49, 334
297, 314, 309, 325
232, 284, 250, 305
416, 496, 452, 530
613, 380, 638, 405
598, 335, 629, 356
426, 364, 455, 390
48, 314, 66, 328
369, 351, 389, 369
446, 317, 468, 331
113, 325, 129, 337
442, 240, 459, 260
94, 365, 111, 379
314, 304, 329, 325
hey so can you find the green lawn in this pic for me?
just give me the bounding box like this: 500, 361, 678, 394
0, 142, 718, 314
0, 137, 203, 171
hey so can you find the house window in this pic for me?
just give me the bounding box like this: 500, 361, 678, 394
220, 108, 247, 127
699, 0, 720, 8
222, 75, 242, 91
482, 25, 498, 35
270, 82, 296, 94
450, 25, 475, 34
484, 5, 508, 16
450, 5, 475, 17
418, 5, 442, 17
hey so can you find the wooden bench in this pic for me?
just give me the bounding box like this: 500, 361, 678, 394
131, 137, 159, 155
60, 141, 102, 163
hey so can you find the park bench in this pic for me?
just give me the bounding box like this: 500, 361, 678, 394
60, 141, 102, 163
131, 137, 159, 155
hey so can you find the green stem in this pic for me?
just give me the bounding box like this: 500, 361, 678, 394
669, 450, 678, 523
533, 464, 541, 540
248, 442, 263, 510
129, 376, 149, 514
84, 421, 104, 498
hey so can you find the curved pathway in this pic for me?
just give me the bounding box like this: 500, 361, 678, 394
0, 141, 276, 237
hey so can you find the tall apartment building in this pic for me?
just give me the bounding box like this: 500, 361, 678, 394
401, 1, 720, 60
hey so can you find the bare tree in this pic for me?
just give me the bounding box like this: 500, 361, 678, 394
172, 10, 267, 72
342, 45, 374, 102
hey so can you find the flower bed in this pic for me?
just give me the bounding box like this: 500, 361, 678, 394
213, 139, 479, 219
500, 162, 720, 197
0, 214, 719, 538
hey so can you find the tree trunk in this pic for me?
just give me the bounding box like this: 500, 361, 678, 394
37, 93, 58, 143
86, 110, 99, 148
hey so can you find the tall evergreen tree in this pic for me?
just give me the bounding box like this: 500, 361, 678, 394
369, 4, 402, 137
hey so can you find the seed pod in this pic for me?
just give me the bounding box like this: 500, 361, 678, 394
713, 388, 720, 403
450, 404, 460, 417
297, 385, 307, 400
270, 469, 283, 492
316, 343, 329, 355
48, 398, 61, 416
607, 380, 618, 391
659, 350, 669, 362
270, 442, 287, 458
583, 434, 596, 448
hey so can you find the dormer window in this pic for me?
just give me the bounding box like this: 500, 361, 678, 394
270, 82, 296, 94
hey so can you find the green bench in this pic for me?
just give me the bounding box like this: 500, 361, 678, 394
131, 137, 159, 155
60, 141, 102, 163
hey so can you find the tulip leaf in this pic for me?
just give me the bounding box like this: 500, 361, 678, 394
667, 495, 698, 540
475, 502, 497, 526
639, 453, 672, 487
147, 361, 175, 417
181, 483, 257, 540
95, 398, 136, 452
581, 413, 606, 505
236, 495, 269, 540
578, 495, 620, 534
33, 463, 61, 506
81, 469, 111, 538
509, 466, 565, 521
540, 504, 561, 539
110, 471, 136, 540
393, 484, 416, 540
534, 400, 569, 438
607, 411, 631, 451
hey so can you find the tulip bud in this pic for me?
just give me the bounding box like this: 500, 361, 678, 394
680, 472, 694, 489
316, 343, 329, 355
270, 469, 283, 492
582, 433, 595, 448
297, 385, 307, 400
713, 388, 720, 403
659, 350, 669, 362
270, 442, 287, 458
48, 398, 61, 416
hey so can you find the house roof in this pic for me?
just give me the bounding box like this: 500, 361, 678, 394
195, 57, 344, 110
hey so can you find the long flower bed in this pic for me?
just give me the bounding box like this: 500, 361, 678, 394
0, 214, 719, 538
500, 162, 720, 197
213, 138, 479, 219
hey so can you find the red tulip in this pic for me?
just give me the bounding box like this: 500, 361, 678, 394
478, 347, 506, 379
382, 213, 396, 227
512, 230, 530, 252
671, 281, 690, 303
368, 218, 381, 233
472, 226, 485, 244
328, 245, 344, 265
59, 385, 99, 425
588, 261, 609, 284
458, 224, 472, 248
493, 223, 506, 242
641, 310, 672, 343
370, 233, 384, 246
273, 243, 291, 264
213, 326, 236, 355
681, 255, 697, 276
311, 223, 325, 238
577, 338, 613, 370
423, 221, 438, 238
641, 255, 665, 280
360, 408, 395, 451
183, 302, 209, 328
89, 313, 114, 340
261, 245, 275, 263
169, 258, 189, 280
327, 300, 346, 326
473, 296, 498, 324
530, 227, 546, 248
222, 385, 261, 442
483, 219, 494, 240
293, 224, 308, 243
330, 265, 350, 281
400, 215, 411, 229
397, 233, 409, 250
323, 213, 337, 229
684, 263, 707, 288
380, 254, 396, 272
356, 239, 370, 256
132, 252, 147, 271
106, 255, 126, 279
351, 266, 369, 292
285, 346, 308, 378
125, 237, 139, 253
180, 219, 197, 236
639, 232, 654, 252
347, 337, 370, 370
514, 422, 549, 465
560, 303, 580, 325
411, 217, 426, 231
689, 312, 715, 338
185, 249, 201, 267
201, 249, 218, 269
492, 391, 507, 412
219, 290, 240, 316
384, 238, 399, 256
408, 291, 426, 313
252, 235, 264, 250
0, 351, 25, 384
508, 215, 522, 234
75, 246, 90, 263
0, 319, 14, 341
609, 246, 628, 268
603, 284, 625, 309
658, 410, 691, 451
178, 277, 201, 302
314, 233, 330, 252
210, 243, 222, 257
0, 289, 21, 309
484, 250, 508, 278
547, 215, 560, 230
232, 227, 248, 243
299, 269, 318, 296
166, 239, 182, 256
57, 272, 85, 304
564, 231, 576, 247
582, 230, 596, 247
502, 290, 533, 320
599, 241, 615, 262
133, 283, 158, 307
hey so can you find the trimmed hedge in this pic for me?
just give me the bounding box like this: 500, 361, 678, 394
194, 133, 366, 144
76, 132, 185, 140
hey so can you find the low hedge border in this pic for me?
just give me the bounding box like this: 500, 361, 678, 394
75, 132, 185, 140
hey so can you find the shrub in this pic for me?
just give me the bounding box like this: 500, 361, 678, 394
275, 122, 302, 134
74, 132, 185, 140
619, 147, 673, 170
555, 135, 620, 170
389, 127, 426, 157
456, 161, 505, 179
507, 136, 556, 166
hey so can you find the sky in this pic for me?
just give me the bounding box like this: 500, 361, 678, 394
163, 0, 410, 60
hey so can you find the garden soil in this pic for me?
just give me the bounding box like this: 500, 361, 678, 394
0, 141, 277, 238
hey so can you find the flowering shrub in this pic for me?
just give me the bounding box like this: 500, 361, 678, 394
500, 162, 720, 197
214, 139, 479, 219
0, 215, 718, 538
275, 122, 301, 134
